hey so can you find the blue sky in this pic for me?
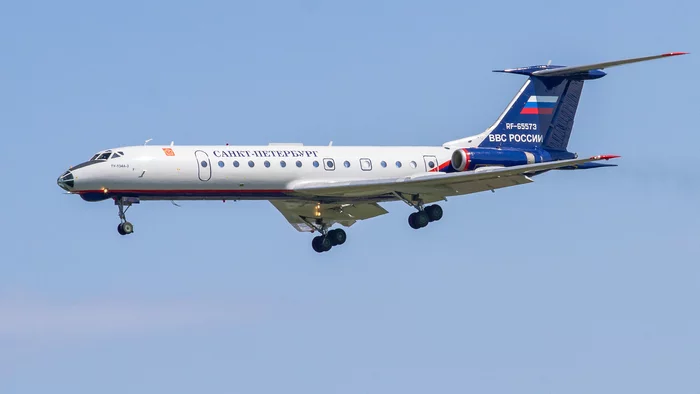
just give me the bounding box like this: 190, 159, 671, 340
1, 0, 698, 393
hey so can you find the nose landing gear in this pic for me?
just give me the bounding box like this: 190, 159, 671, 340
115, 197, 137, 235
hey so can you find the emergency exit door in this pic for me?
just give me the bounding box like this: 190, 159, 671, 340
423, 155, 439, 172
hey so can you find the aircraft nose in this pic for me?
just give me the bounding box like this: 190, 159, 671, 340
57, 170, 75, 191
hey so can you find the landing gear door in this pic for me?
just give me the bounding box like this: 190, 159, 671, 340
423, 155, 439, 172
195, 150, 211, 181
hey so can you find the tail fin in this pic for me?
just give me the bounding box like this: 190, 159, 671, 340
477, 74, 584, 151
444, 52, 688, 152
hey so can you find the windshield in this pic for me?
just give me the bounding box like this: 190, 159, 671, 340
89, 150, 124, 161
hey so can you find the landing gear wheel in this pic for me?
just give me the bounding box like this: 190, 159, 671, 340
312, 236, 332, 253
312, 236, 323, 253
115, 198, 135, 235
409, 211, 429, 229
320, 236, 332, 252
425, 204, 443, 222
328, 229, 347, 246
121, 221, 134, 235
415, 211, 429, 228
408, 213, 418, 229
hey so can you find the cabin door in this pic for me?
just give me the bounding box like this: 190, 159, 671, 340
195, 150, 212, 181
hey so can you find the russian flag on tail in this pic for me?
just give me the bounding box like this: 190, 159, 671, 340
520, 95, 558, 114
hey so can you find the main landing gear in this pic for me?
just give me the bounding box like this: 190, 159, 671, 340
393, 192, 443, 230
303, 217, 347, 253
311, 228, 347, 253
115, 197, 136, 235
408, 204, 443, 229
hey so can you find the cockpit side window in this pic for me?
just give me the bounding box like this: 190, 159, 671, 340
97, 152, 111, 161
90, 154, 100, 161
111, 152, 121, 158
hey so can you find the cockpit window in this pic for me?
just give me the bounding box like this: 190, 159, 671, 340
89, 150, 120, 161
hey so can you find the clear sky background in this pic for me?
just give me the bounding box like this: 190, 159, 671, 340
1, 1, 698, 393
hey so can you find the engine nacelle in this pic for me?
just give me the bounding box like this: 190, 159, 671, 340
450, 148, 537, 172
451, 148, 472, 172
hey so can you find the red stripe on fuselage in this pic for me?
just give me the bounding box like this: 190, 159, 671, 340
430, 160, 451, 172
77, 189, 292, 195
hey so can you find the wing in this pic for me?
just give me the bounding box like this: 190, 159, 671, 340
291, 155, 619, 200
270, 200, 388, 232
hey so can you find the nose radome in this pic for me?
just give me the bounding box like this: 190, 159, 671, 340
57, 170, 74, 191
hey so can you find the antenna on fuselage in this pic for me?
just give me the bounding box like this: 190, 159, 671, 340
144, 138, 153, 145
170, 141, 174, 146
328, 141, 333, 146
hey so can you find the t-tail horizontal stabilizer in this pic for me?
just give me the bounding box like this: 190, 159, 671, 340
494, 52, 689, 79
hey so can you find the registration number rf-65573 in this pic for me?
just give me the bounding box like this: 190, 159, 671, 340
505, 122, 537, 130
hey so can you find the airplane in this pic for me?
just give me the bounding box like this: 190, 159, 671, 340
57, 52, 687, 253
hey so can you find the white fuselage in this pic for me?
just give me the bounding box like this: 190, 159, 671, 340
61, 144, 463, 202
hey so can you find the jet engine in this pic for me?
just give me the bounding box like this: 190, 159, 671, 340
450, 148, 471, 172
450, 148, 537, 172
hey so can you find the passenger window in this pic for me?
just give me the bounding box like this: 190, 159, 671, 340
218, 161, 224, 167
410, 161, 417, 168
313, 161, 319, 168
323, 158, 335, 171
343, 160, 350, 168
360, 158, 372, 171
264, 161, 271, 168
233, 161, 240, 167
280, 160, 286, 168
248, 161, 255, 167
395, 161, 402, 168
381, 161, 387, 168
296, 160, 302, 168
201, 160, 208, 168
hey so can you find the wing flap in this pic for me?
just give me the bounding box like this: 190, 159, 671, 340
270, 200, 388, 232
445, 174, 533, 195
